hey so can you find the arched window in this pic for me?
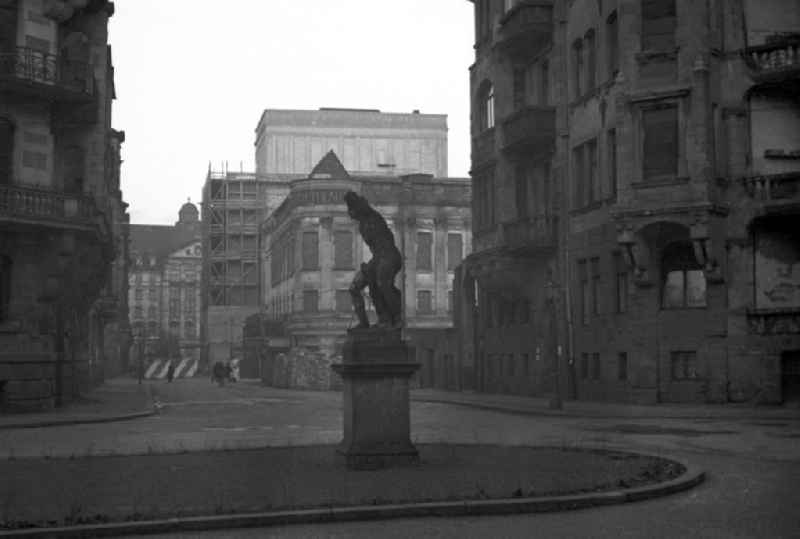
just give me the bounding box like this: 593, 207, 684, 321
661, 242, 706, 308
477, 81, 495, 131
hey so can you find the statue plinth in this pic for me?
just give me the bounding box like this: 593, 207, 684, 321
331, 327, 420, 470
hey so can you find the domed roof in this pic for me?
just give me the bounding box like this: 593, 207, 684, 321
178, 199, 199, 223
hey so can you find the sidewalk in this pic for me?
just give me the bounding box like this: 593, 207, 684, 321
411, 389, 800, 420
0, 377, 155, 430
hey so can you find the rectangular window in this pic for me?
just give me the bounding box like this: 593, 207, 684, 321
228, 210, 242, 225
335, 289, 351, 313
448, 290, 454, 313
242, 182, 257, 199
519, 299, 530, 324
572, 40, 583, 99
643, 105, 678, 181
539, 61, 549, 105
590, 257, 600, 315
417, 290, 433, 314
512, 67, 526, 110
22, 150, 47, 170
642, 0, 677, 51
416, 231, 433, 271
302, 290, 319, 313
587, 139, 598, 204
578, 259, 589, 325
134, 288, 143, 301
607, 129, 617, 199
617, 352, 628, 381
670, 351, 699, 380
573, 145, 584, 209
606, 11, 619, 79
585, 30, 596, 91
592, 353, 601, 380
614, 252, 629, 313
447, 233, 463, 271
243, 209, 258, 225
302, 231, 319, 270
515, 163, 528, 219
581, 353, 589, 379
334, 230, 354, 269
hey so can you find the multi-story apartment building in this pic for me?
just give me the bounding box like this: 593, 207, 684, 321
456, 0, 800, 404
255, 108, 448, 177
259, 151, 471, 389
128, 203, 202, 371
0, 0, 128, 410
202, 107, 453, 369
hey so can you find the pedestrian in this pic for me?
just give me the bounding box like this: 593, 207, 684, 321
166, 360, 175, 383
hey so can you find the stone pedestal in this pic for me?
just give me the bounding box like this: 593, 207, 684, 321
331, 328, 420, 470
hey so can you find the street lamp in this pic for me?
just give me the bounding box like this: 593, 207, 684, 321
545, 280, 563, 410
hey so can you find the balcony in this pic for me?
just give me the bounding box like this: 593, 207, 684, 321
0, 47, 94, 102
741, 171, 800, 210
471, 128, 496, 168
500, 106, 556, 156
747, 308, 800, 335
495, 1, 553, 61
0, 184, 99, 231
744, 36, 800, 85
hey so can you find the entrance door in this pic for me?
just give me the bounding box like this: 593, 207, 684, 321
782, 351, 800, 403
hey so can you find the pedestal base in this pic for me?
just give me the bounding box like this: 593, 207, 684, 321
331, 328, 420, 470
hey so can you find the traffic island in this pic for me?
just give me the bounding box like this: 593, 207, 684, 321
0, 444, 704, 537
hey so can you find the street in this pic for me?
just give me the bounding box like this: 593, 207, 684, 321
1, 379, 799, 537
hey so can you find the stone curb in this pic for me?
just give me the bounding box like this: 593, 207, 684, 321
412, 396, 797, 421
0, 409, 157, 431
0, 464, 705, 538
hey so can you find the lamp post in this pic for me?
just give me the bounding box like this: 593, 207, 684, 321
546, 280, 563, 410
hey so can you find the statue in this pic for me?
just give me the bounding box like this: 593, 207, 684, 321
344, 191, 402, 329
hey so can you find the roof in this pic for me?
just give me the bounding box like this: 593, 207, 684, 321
309, 150, 350, 180
255, 108, 448, 136
129, 224, 199, 265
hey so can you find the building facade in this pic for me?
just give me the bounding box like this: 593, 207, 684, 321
128, 204, 201, 373
0, 0, 128, 411
457, 0, 800, 404
255, 108, 448, 178
260, 151, 471, 389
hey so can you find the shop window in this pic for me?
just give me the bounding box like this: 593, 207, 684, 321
670, 351, 698, 380
662, 242, 706, 309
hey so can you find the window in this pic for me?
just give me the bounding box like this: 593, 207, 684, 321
642, 105, 678, 181
592, 353, 601, 380
614, 252, 629, 313
0, 118, 13, 184
585, 29, 596, 91
578, 259, 589, 325
587, 139, 598, 204
334, 230, 354, 269
617, 352, 628, 381
590, 257, 600, 315
0, 256, 11, 321
302, 290, 318, 313
302, 231, 319, 270
475, 168, 496, 230
515, 163, 528, 219
572, 39, 584, 98
478, 82, 495, 131
148, 287, 157, 301
228, 210, 242, 225
22, 150, 46, 170
417, 290, 433, 314
447, 233, 463, 271
606, 11, 619, 79
642, 0, 676, 51
512, 67, 526, 110
25, 35, 50, 53
242, 182, 257, 200
416, 231, 433, 271
184, 321, 195, 339
573, 145, 584, 209
607, 129, 617, 199
133, 306, 143, 320
539, 61, 549, 105
147, 321, 158, 337
519, 299, 530, 324
134, 288, 143, 301
580, 353, 589, 379
335, 289, 351, 313
448, 290, 454, 313
671, 351, 699, 380
147, 306, 156, 319
662, 242, 706, 309
507, 354, 515, 377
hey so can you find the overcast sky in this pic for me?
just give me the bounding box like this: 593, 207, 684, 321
109, 1, 474, 225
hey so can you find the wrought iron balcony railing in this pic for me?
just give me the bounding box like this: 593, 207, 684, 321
744, 37, 800, 83
741, 171, 800, 203
0, 184, 97, 229
500, 106, 556, 156
0, 46, 94, 100
495, 1, 554, 61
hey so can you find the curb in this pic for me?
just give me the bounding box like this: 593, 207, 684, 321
412, 396, 798, 421
0, 409, 157, 431
0, 464, 705, 538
